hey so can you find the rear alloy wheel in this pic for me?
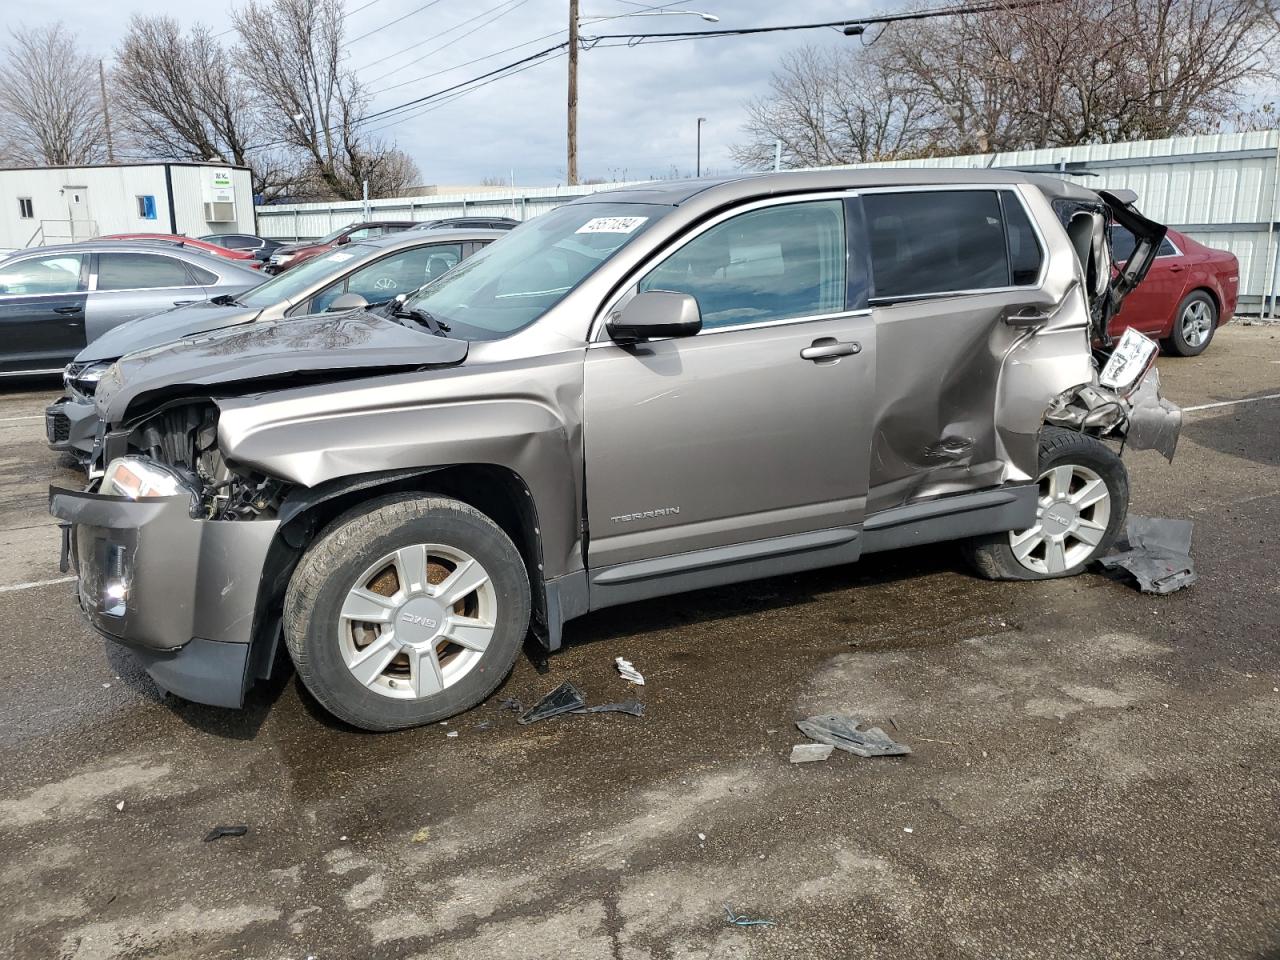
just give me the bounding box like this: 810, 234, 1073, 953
285, 494, 530, 731
962, 427, 1128, 581
1167, 290, 1217, 357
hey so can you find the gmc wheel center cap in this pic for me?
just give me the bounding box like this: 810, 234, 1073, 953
1042, 501, 1077, 535
394, 597, 446, 645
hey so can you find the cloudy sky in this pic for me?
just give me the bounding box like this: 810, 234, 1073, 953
19, 0, 874, 185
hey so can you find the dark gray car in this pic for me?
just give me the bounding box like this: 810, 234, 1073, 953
0, 240, 260, 378
50, 169, 1179, 731
45, 230, 502, 461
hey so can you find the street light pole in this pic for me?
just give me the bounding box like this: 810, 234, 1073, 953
567, 0, 579, 186
696, 117, 706, 177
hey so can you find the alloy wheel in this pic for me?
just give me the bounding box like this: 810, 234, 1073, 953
1180, 300, 1213, 347
1008, 463, 1112, 575
337, 543, 497, 700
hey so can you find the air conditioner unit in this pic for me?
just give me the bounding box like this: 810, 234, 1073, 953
204, 201, 235, 222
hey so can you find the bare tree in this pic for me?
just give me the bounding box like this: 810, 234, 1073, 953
114, 16, 297, 199
0, 23, 105, 165
235, 0, 372, 200
735, 0, 1280, 168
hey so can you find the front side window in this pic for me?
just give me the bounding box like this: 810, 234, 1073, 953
638, 200, 846, 330
403, 201, 668, 340
239, 244, 382, 309
95, 253, 192, 291
0, 254, 84, 295
313, 244, 465, 312
865, 190, 1028, 299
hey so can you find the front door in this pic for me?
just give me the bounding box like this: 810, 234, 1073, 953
583, 197, 876, 593
0, 252, 88, 373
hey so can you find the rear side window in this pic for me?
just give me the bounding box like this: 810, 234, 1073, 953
187, 262, 219, 285
1112, 225, 1177, 261
639, 199, 846, 330
864, 190, 1040, 299
95, 253, 193, 291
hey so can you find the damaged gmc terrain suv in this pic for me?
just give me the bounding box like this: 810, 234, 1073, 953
51, 170, 1178, 731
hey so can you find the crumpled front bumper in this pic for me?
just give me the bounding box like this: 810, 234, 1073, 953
48, 485, 279, 707
44, 396, 98, 457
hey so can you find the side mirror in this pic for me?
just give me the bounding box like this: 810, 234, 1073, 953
335, 234, 350, 245
326, 292, 369, 312
607, 290, 702, 342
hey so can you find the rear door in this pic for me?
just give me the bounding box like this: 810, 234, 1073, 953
0, 252, 89, 373
87, 251, 212, 339
583, 196, 876, 596
860, 187, 1051, 512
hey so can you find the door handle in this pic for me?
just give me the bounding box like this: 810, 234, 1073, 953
53, 305, 82, 315
1002, 304, 1054, 328
801, 338, 860, 362
173, 299, 197, 306
1168, 264, 1184, 273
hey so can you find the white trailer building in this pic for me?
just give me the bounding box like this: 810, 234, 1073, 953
0, 162, 255, 250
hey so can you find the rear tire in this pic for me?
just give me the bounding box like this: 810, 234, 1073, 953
284, 494, 530, 731
963, 428, 1128, 581
1166, 290, 1217, 357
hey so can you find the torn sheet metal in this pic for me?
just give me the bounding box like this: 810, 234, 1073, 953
1123, 369, 1181, 462
615, 656, 645, 685
517, 681, 587, 724
1098, 516, 1197, 594
1045, 368, 1181, 463
796, 715, 911, 758
789, 743, 835, 764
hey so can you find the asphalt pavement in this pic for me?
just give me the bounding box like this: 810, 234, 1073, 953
1, 324, 1277, 959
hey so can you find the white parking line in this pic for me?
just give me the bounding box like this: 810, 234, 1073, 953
0, 414, 43, 422
1182, 393, 1280, 413
0, 575, 75, 593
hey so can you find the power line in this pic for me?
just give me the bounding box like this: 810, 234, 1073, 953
212, 0, 387, 40
364, 28, 564, 93
347, 0, 448, 44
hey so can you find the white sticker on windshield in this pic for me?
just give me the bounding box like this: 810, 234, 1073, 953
576, 216, 648, 235
325, 252, 355, 263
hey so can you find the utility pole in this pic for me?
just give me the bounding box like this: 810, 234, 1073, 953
99, 60, 114, 163
567, 0, 579, 185
696, 117, 706, 177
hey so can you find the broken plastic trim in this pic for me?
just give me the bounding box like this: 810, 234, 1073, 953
516, 681, 587, 724
1097, 515, 1197, 594
796, 715, 911, 757
1045, 368, 1181, 462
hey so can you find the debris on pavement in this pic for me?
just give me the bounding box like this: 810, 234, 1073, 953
203, 825, 248, 842
446, 730, 459, 738
476, 720, 493, 731
571, 701, 645, 717
789, 743, 835, 764
498, 698, 523, 713
723, 905, 776, 928
115, 800, 125, 812
517, 681, 588, 724
1098, 516, 1197, 594
615, 656, 645, 685
796, 715, 912, 757
411, 827, 431, 843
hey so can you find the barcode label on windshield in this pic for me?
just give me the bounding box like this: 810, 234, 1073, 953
576, 216, 648, 234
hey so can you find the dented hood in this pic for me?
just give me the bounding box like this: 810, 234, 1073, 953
95, 309, 468, 424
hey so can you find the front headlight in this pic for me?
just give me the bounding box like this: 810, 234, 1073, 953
64, 361, 111, 400
101, 457, 201, 513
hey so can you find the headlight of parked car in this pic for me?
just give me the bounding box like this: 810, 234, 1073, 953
64, 361, 111, 400
101, 457, 202, 514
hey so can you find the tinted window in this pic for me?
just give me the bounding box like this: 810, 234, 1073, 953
0, 254, 83, 295
1112, 225, 1176, 261
313, 243, 464, 312
187, 262, 218, 285
865, 190, 1009, 298
639, 200, 846, 330
1002, 192, 1043, 285
96, 253, 193, 291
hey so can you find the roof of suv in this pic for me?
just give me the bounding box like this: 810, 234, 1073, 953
588, 168, 1102, 207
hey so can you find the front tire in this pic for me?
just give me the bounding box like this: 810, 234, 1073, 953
284, 494, 531, 731
1166, 290, 1217, 357
963, 428, 1128, 581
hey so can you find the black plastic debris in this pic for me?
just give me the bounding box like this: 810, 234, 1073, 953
498, 698, 523, 713
571, 701, 645, 717
1098, 516, 1197, 594
723, 905, 776, 928
517, 681, 587, 724
203, 825, 249, 842
796, 715, 911, 757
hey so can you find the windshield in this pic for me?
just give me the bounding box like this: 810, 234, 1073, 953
313, 226, 350, 245
236, 244, 380, 308
401, 202, 667, 339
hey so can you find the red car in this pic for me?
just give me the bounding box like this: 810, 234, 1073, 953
264, 221, 417, 273
101, 233, 263, 270
1110, 225, 1239, 356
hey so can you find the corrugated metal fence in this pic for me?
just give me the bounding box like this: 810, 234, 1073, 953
255, 131, 1280, 312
